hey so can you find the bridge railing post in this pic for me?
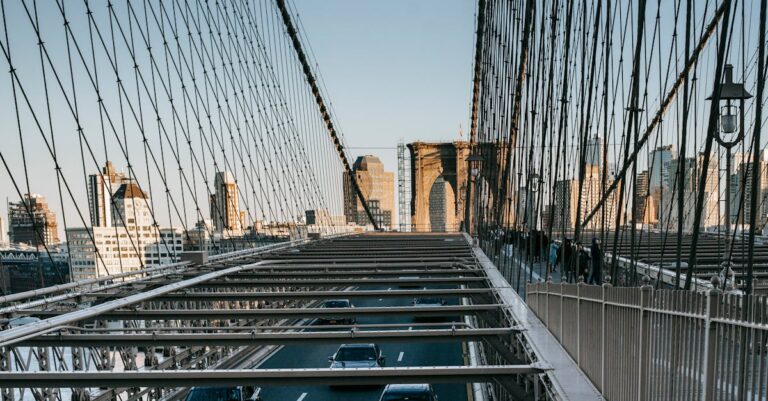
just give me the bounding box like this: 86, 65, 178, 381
559, 282, 565, 341
702, 286, 722, 401
600, 281, 610, 393
576, 281, 581, 366
545, 278, 552, 328
637, 282, 652, 401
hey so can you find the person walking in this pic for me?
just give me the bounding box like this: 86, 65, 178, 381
549, 241, 560, 272
577, 242, 590, 282
588, 237, 603, 285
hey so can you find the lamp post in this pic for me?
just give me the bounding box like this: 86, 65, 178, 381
466, 154, 484, 237
707, 64, 752, 288
528, 173, 540, 231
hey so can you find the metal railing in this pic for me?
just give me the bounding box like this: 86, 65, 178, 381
526, 280, 768, 401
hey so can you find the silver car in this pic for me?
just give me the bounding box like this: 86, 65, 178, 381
328, 343, 385, 369
318, 299, 356, 325
379, 383, 438, 401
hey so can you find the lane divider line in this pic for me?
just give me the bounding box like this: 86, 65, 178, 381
297, 392, 308, 401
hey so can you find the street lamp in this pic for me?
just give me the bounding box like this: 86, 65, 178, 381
465, 154, 484, 237
527, 173, 540, 230
706, 64, 752, 287
468, 154, 484, 178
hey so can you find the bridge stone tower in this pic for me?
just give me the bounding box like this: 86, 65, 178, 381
408, 142, 469, 232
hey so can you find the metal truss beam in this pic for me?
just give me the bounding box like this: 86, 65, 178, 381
23, 305, 500, 320
0, 365, 544, 387
62, 322, 473, 332
19, 328, 519, 347
183, 268, 479, 276
181, 277, 486, 287
149, 288, 491, 301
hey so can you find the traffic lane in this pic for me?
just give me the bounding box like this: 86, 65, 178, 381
256, 285, 469, 401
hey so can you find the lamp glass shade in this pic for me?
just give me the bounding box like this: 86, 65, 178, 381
720, 105, 738, 134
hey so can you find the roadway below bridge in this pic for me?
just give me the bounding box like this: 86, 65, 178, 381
254, 283, 468, 401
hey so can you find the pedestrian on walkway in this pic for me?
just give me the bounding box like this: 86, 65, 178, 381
549, 241, 560, 272
561, 238, 575, 282
588, 237, 603, 285
577, 242, 590, 282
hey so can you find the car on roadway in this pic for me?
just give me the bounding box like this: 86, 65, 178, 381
5, 316, 41, 328
318, 299, 356, 325
328, 343, 386, 369
379, 383, 439, 401
184, 386, 262, 401
398, 275, 422, 289
412, 291, 446, 307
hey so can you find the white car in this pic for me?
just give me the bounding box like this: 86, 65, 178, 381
329, 343, 385, 369
379, 384, 438, 401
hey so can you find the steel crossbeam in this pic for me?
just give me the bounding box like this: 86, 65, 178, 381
149, 288, 491, 301
179, 277, 486, 287
22, 305, 500, 320
18, 328, 520, 347
0, 365, 544, 387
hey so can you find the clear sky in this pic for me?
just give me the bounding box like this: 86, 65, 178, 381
291, 0, 477, 171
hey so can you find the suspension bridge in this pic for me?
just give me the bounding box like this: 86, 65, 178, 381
1, 0, 768, 400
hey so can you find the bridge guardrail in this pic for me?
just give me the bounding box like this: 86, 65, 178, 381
526, 281, 768, 401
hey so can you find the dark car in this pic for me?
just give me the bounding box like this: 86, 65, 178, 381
318, 299, 356, 325
329, 343, 385, 369
184, 386, 262, 401
412, 295, 446, 308
398, 275, 422, 289
379, 384, 438, 401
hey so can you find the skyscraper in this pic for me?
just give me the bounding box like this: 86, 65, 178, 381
729, 152, 768, 229
0, 216, 7, 247
634, 170, 656, 224
662, 153, 719, 231
552, 166, 617, 233
69, 181, 184, 280
210, 171, 242, 233
8, 194, 60, 247
584, 136, 603, 167
344, 155, 395, 229
650, 145, 674, 191
87, 161, 127, 228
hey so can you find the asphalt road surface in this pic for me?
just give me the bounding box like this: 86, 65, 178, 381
255, 285, 469, 401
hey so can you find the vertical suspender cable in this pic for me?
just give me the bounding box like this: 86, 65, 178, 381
745, 0, 767, 296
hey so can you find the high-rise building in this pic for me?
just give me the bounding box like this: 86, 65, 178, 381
87, 161, 127, 228
552, 166, 617, 233
661, 153, 719, 231
69, 182, 184, 280
584, 136, 603, 167
515, 186, 537, 229
634, 170, 656, 224
343, 155, 395, 229
650, 145, 674, 191
210, 171, 242, 233
397, 140, 411, 232
8, 194, 60, 247
0, 216, 7, 247
729, 152, 768, 229
305, 209, 345, 226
